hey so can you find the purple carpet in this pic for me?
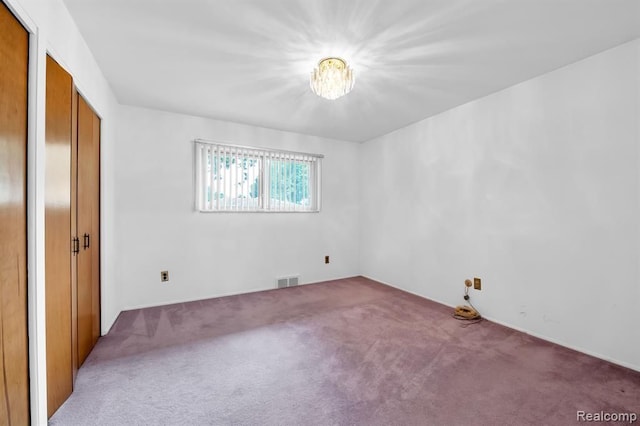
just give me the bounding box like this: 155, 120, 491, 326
50, 277, 640, 425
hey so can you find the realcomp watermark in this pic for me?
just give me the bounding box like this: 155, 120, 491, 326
577, 411, 638, 423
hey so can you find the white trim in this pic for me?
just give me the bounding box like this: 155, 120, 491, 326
195, 138, 324, 159
28, 32, 48, 426
315, 157, 322, 211
478, 314, 640, 373
99, 117, 107, 336
2, 0, 36, 30
361, 275, 640, 373
101, 309, 120, 336
197, 210, 321, 214
119, 276, 359, 313
121, 285, 281, 312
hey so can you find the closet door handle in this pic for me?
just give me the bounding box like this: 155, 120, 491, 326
72, 237, 80, 255
83, 233, 90, 249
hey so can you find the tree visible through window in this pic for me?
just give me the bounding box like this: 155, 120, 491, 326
195, 140, 322, 212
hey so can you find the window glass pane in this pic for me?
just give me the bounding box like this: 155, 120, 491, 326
269, 160, 310, 209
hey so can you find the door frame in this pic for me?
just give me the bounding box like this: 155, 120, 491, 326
3, 0, 47, 423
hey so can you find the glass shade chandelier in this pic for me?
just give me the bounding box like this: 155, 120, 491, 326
310, 57, 354, 100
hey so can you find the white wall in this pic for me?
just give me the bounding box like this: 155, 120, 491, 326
114, 106, 360, 311
5, 0, 120, 422
360, 39, 640, 371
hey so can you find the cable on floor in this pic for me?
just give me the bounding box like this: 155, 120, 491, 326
453, 279, 483, 326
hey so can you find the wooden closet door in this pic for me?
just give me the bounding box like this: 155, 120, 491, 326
70, 89, 79, 381
0, 2, 30, 424
45, 55, 73, 418
77, 95, 100, 365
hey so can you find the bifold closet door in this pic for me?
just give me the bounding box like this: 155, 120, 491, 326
0, 1, 30, 424
77, 95, 100, 365
45, 54, 73, 418
71, 89, 78, 381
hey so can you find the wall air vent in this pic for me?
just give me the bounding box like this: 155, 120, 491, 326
276, 276, 300, 288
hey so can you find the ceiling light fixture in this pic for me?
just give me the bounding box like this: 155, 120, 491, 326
310, 57, 354, 100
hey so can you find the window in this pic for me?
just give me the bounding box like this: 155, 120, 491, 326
195, 140, 322, 212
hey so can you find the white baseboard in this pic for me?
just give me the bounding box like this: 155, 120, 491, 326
120, 284, 277, 313
111, 275, 359, 327
361, 275, 640, 373
101, 311, 122, 336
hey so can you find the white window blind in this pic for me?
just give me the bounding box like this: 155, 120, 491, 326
195, 140, 322, 212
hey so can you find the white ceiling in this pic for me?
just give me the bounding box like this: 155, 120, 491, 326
63, 0, 640, 142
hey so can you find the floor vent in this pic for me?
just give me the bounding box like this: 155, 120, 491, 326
276, 276, 300, 288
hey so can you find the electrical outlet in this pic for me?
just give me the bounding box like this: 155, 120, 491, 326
324, 255, 330, 264
473, 277, 481, 290
161, 271, 169, 282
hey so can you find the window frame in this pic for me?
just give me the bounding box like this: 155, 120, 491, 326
194, 139, 323, 213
